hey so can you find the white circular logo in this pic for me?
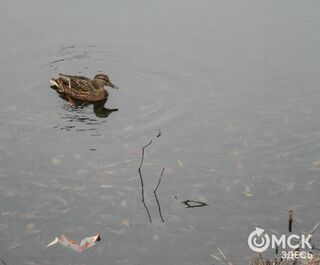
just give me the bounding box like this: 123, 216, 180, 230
248, 227, 270, 253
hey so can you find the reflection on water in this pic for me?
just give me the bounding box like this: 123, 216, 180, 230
48, 45, 90, 69
54, 96, 118, 133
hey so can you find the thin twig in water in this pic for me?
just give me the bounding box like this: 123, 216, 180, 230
138, 140, 153, 223
212, 245, 233, 265
154, 168, 165, 222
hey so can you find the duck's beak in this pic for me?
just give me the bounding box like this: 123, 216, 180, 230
108, 82, 119, 89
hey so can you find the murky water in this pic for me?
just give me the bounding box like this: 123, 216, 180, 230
1, 0, 320, 264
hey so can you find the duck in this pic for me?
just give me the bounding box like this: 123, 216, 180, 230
50, 73, 119, 102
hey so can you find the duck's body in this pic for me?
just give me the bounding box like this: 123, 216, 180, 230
50, 73, 118, 102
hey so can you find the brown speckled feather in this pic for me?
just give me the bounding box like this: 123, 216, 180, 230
51, 74, 108, 102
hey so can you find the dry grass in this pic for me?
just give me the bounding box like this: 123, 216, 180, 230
250, 254, 320, 265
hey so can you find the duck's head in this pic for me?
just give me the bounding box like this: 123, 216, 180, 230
94, 74, 119, 89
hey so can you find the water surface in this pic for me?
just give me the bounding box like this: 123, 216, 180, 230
1, 0, 320, 264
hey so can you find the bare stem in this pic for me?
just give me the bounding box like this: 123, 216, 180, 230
138, 140, 153, 223
154, 168, 165, 222
212, 245, 233, 265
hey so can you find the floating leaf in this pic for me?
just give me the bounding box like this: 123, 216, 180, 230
152, 234, 160, 241
25, 223, 35, 231
46, 234, 101, 252
271, 179, 295, 192
73, 153, 81, 159
52, 158, 61, 165
312, 160, 320, 168
120, 219, 130, 226
0, 223, 8, 232
76, 170, 89, 175
100, 185, 114, 189
177, 160, 184, 168
46, 237, 59, 248
110, 229, 126, 235
243, 185, 253, 197
210, 254, 222, 262
120, 200, 127, 208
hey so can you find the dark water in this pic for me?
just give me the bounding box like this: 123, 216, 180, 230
1, 0, 320, 264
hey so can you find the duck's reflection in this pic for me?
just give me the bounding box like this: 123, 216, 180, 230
58, 93, 119, 118
54, 94, 118, 133
92, 100, 118, 118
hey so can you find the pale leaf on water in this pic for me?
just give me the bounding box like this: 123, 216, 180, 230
46, 237, 59, 247
243, 185, 253, 197
52, 158, 61, 165
233, 178, 241, 185
73, 153, 81, 159
110, 228, 126, 235
120, 219, 130, 226
236, 160, 243, 169
177, 160, 184, 168
124, 126, 134, 131
271, 179, 295, 191
243, 191, 253, 197
308, 180, 315, 186
105, 163, 118, 168
312, 160, 320, 168
8, 242, 22, 250
100, 185, 114, 189
120, 200, 127, 208
210, 254, 222, 262
0, 223, 8, 232
287, 182, 295, 191
152, 234, 160, 241
25, 223, 35, 231
76, 170, 89, 175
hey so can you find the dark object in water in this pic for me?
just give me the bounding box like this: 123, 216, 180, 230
50, 73, 119, 102
156, 129, 161, 138
182, 199, 208, 208
288, 209, 293, 232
